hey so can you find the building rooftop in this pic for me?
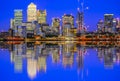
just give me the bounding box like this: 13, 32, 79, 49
63, 14, 74, 18
28, 2, 36, 8
104, 14, 114, 16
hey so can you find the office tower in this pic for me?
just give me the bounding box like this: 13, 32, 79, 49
32, 21, 41, 36
116, 18, 120, 32
113, 18, 117, 32
104, 14, 114, 33
27, 2, 37, 22
14, 10, 23, 27
14, 10, 23, 36
40, 23, 50, 37
52, 18, 60, 35
17, 26, 26, 37
116, 18, 120, 28
62, 14, 74, 28
22, 22, 33, 38
52, 18, 60, 27
37, 10, 47, 24
62, 14, 74, 36
97, 19, 104, 33
22, 21, 41, 38
77, 8, 84, 33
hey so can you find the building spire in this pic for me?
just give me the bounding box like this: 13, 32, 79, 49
77, 0, 84, 34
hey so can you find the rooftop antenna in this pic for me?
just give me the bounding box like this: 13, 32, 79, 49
77, 0, 81, 12
77, 0, 85, 11
81, 0, 84, 13
82, 0, 84, 31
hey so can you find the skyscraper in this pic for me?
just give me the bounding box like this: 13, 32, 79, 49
116, 18, 120, 28
77, 8, 84, 33
52, 18, 60, 28
97, 19, 104, 33
22, 22, 36, 38
52, 18, 60, 35
104, 14, 114, 33
62, 14, 74, 28
116, 18, 120, 32
37, 10, 47, 24
62, 14, 74, 36
14, 9, 23, 36
27, 3, 37, 22
14, 10, 23, 27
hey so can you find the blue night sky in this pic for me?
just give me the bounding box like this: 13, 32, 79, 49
0, 0, 120, 31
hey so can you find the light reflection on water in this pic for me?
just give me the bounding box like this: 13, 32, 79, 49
0, 41, 120, 81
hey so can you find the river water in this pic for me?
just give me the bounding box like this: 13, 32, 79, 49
0, 42, 120, 81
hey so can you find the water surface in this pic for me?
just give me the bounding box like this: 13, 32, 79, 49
0, 42, 120, 81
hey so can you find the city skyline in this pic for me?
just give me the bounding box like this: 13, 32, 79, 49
0, 1, 119, 41
0, 0, 120, 31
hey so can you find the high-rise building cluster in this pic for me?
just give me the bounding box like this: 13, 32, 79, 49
97, 14, 120, 33
10, 2, 81, 38
8, 2, 120, 40
10, 3, 48, 38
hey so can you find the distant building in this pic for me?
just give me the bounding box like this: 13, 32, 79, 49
40, 23, 51, 37
52, 18, 60, 36
62, 14, 74, 28
27, 3, 37, 22
52, 18, 60, 28
14, 9, 23, 36
104, 14, 114, 33
9, 28, 14, 37
113, 18, 117, 32
62, 14, 74, 36
32, 21, 41, 36
116, 18, 120, 28
116, 18, 120, 32
63, 23, 71, 36
41, 23, 50, 33
37, 10, 47, 24
97, 19, 104, 33
17, 26, 26, 37
22, 22, 37, 38
77, 8, 84, 33
0, 32, 9, 38
14, 10, 23, 27
70, 28, 77, 37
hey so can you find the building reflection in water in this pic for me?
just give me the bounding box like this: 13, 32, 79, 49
97, 47, 120, 68
0, 42, 120, 79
